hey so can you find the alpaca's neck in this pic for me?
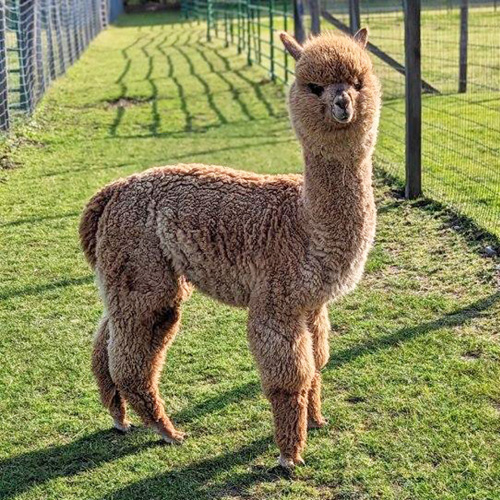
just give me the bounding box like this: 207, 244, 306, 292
300, 127, 376, 262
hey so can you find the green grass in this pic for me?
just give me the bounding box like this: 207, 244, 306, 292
1, 11, 500, 500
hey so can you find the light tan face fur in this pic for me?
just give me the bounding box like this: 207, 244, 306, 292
280, 29, 380, 142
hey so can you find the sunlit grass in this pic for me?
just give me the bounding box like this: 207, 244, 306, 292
0, 11, 499, 500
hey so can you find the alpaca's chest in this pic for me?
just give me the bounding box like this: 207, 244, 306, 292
304, 215, 376, 307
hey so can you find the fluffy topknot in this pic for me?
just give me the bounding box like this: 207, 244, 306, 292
296, 32, 373, 85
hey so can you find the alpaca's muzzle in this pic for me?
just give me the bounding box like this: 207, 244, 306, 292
332, 90, 353, 123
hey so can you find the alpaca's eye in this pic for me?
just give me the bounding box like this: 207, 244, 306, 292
307, 83, 324, 96
354, 80, 363, 91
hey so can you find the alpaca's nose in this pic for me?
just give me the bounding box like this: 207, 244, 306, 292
332, 91, 353, 123
333, 91, 350, 110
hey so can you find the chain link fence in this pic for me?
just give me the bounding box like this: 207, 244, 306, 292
0, 0, 124, 131
182, 0, 499, 239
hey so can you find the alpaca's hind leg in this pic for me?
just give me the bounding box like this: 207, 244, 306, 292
108, 302, 185, 443
307, 305, 330, 429
92, 316, 130, 432
248, 308, 315, 467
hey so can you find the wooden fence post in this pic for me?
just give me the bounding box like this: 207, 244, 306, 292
458, 0, 468, 93
19, 0, 36, 113
309, 0, 320, 35
404, 0, 422, 199
0, 1, 10, 130
349, 0, 360, 34
293, 0, 305, 43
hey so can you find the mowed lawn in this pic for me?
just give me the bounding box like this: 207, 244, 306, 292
1, 11, 500, 500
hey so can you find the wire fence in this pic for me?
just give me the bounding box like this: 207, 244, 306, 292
182, 0, 499, 239
328, 0, 499, 238
183, 0, 298, 82
0, 0, 124, 131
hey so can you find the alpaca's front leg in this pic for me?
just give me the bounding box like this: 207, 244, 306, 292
307, 305, 331, 429
248, 308, 315, 467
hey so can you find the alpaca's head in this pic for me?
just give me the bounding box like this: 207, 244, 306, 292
280, 29, 381, 144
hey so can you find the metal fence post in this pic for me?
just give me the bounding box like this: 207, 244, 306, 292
269, 0, 275, 81
73, 0, 82, 59
64, 0, 74, 65
85, 0, 93, 45
404, 0, 422, 199
100, 0, 109, 30
19, 0, 36, 113
348, 0, 360, 34
458, 0, 468, 93
293, 0, 305, 43
309, 0, 320, 35
45, 0, 56, 81
207, 0, 212, 42
53, 0, 66, 75
257, 3, 261, 63
246, 0, 251, 65
284, 0, 289, 82
0, 1, 10, 131
237, 0, 241, 52
224, 11, 229, 47
35, 0, 46, 97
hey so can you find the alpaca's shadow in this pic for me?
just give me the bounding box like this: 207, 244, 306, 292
0, 429, 156, 500
0, 382, 266, 500
96, 436, 282, 500
0, 429, 279, 500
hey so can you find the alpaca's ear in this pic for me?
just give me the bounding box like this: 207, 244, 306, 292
279, 31, 303, 61
354, 27, 369, 48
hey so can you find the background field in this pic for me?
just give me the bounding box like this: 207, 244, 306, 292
1, 12, 500, 500
207, 2, 500, 237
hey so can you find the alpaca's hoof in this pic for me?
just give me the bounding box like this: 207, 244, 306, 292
308, 417, 328, 430
160, 430, 186, 445
113, 419, 132, 433
278, 454, 305, 468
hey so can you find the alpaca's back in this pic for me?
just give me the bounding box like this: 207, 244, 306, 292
87, 164, 309, 307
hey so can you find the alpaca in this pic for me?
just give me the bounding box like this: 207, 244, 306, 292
80, 28, 381, 467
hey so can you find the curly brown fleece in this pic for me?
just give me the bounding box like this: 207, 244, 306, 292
80, 29, 381, 467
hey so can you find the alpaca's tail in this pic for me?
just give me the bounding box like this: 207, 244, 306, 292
79, 182, 119, 269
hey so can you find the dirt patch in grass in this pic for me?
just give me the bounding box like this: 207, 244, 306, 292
461, 351, 481, 361
0, 153, 18, 170
105, 97, 154, 109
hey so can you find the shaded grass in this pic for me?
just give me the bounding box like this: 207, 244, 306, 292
0, 11, 499, 500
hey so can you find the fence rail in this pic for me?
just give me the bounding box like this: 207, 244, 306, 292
182, 0, 500, 238
0, 0, 124, 131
